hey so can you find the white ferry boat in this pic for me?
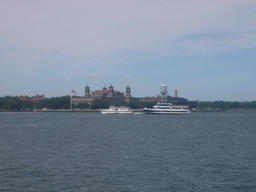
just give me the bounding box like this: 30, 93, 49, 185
116, 106, 133, 114
101, 106, 133, 114
143, 102, 190, 115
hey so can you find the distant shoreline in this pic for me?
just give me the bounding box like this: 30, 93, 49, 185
33, 109, 144, 112
1, 108, 255, 113
33, 109, 101, 112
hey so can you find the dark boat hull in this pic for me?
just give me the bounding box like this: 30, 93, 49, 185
143, 109, 190, 114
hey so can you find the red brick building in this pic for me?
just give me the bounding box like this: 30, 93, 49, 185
72, 84, 136, 106
19, 95, 30, 101
19, 94, 45, 103
32, 94, 45, 103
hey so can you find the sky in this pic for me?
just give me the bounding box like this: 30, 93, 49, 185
0, 0, 255, 101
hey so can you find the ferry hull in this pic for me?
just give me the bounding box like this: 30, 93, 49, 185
101, 111, 117, 114
143, 109, 190, 115
101, 106, 133, 114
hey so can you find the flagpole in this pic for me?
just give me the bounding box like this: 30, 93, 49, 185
71, 90, 76, 111
71, 95, 72, 111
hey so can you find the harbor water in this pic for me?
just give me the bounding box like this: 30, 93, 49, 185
1, 110, 256, 191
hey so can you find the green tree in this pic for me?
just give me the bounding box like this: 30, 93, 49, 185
252, 101, 256, 108
77, 103, 90, 109
232, 101, 239, 108
0, 101, 3, 108
37, 96, 71, 109
213, 101, 226, 109
11, 103, 20, 110
22, 101, 34, 109
63, 103, 71, 109
91, 99, 110, 109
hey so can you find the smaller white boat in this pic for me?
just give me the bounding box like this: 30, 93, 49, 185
116, 106, 133, 114
101, 106, 133, 114
101, 106, 117, 114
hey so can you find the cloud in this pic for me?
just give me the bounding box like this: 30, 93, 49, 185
120, 75, 148, 81
86, 73, 105, 79
50, 77, 71, 82
121, 75, 132, 79
1, 0, 255, 58
0, 0, 255, 100
173, 30, 256, 55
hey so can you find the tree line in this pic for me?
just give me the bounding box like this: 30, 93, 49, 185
0, 96, 34, 110
197, 101, 256, 109
1, 96, 255, 111
0, 96, 156, 110
36, 97, 155, 110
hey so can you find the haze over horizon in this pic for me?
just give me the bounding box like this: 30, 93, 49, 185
1, 0, 255, 101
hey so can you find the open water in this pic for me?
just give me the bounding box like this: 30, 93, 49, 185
0, 110, 256, 191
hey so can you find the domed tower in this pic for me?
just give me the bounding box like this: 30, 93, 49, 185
103, 84, 107, 91
108, 84, 114, 97
125, 84, 131, 97
102, 84, 108, 96
125, 84, 131, 103
84, 84, 91, 96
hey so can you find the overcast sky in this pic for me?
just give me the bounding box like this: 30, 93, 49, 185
1, 0, 255, 101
